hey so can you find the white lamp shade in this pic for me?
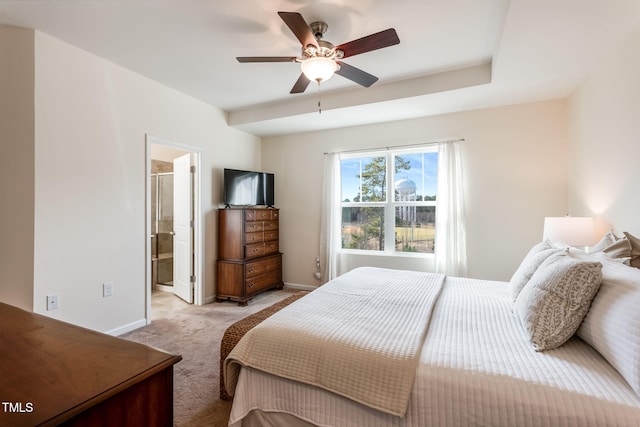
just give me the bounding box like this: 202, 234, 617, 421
543, 216, 596, 247
301, 57, 337, 82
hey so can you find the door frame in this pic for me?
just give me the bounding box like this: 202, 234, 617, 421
145, 134, 203, 324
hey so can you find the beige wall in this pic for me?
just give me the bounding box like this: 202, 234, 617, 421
31, 31, 261, 332
8, 18, 635, 332
0, 25, 35, 310
263, 99, 568, 284
567, 22, 640, 237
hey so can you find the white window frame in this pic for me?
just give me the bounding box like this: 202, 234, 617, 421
340, 146, 438, 257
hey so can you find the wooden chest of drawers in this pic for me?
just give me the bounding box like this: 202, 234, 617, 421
216, 208, 283, 305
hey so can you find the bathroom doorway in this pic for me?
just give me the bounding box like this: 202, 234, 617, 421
145, 135, 203, 323
151, 164, 174, 291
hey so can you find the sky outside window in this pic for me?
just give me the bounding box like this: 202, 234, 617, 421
341, 152, 438, 201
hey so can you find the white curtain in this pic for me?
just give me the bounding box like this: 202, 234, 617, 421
320, 153, 342, 283
434, 140, 468, 276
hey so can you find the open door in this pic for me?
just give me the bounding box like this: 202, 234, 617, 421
172, 153, 193, 303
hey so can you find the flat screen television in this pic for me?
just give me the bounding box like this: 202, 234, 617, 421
223, 168, 275, 207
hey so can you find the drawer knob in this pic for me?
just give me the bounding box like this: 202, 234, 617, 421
248, 282, 254, 288
253, 248, 258, 252
248, 267, 254, 273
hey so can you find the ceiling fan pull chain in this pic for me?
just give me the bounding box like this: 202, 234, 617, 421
317, 81, 322, 114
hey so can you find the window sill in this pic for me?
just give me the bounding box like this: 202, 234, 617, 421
337, 251, 435, 276
339, 249, 434, 259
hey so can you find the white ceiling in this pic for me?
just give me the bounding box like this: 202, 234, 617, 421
1, 0, 639, 137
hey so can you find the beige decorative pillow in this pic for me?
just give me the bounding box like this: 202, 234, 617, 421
510, 240, 562, 301
590, 229, 619, 252
602, 237, 632, 261
565, 230, 631, 264
623, 232, 640, 268
514, 252, 602, 351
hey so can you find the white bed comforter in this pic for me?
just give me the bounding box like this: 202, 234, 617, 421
229, 273, 640, 427
224, 267, 445, 416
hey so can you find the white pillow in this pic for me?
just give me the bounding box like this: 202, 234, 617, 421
510, 240, 562, 301
514, 251, 602, 351
577, 251, 640, 396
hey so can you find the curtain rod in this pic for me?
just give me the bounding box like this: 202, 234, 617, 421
323, 138, 465, 155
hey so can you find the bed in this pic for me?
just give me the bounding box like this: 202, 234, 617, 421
224, 236, 640, 426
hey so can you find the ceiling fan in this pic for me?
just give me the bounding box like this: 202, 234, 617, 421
237, 11, 400, 94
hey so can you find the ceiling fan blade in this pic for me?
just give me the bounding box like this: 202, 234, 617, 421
278, 11, 318, 49
290, 73, 311, 94
336, 28, 400, 59
335, 62, 378, 87
237, 56, 298, 63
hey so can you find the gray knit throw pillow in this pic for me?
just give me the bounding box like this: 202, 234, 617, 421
514, 252, 602, 351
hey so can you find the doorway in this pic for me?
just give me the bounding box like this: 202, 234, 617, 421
150, 168, 175, 292
146, 135, 203, 324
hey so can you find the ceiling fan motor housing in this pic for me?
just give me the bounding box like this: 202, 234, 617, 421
303, 40, 342, 60
302, 21, 344, 60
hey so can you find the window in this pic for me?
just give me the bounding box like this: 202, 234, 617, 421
340, 148, 438, 255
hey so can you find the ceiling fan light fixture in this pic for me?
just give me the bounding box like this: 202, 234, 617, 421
301, 56, 337, 83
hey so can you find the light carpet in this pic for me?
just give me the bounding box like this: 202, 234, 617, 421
121, 288, 298, 427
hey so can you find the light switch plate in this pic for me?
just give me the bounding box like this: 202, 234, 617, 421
103, 282, 113, 297
47, 294, 59, 310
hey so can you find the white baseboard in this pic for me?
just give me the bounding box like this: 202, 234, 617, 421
153, 283, 174, 292
117, 284, 316, 333
284, 282, 318, 291
108, 318, 147, 336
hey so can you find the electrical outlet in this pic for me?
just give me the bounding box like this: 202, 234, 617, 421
47, 294, 59, 310
103, 282, 113, 297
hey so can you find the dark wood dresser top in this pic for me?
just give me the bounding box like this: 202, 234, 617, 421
0, 302, 181, 426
